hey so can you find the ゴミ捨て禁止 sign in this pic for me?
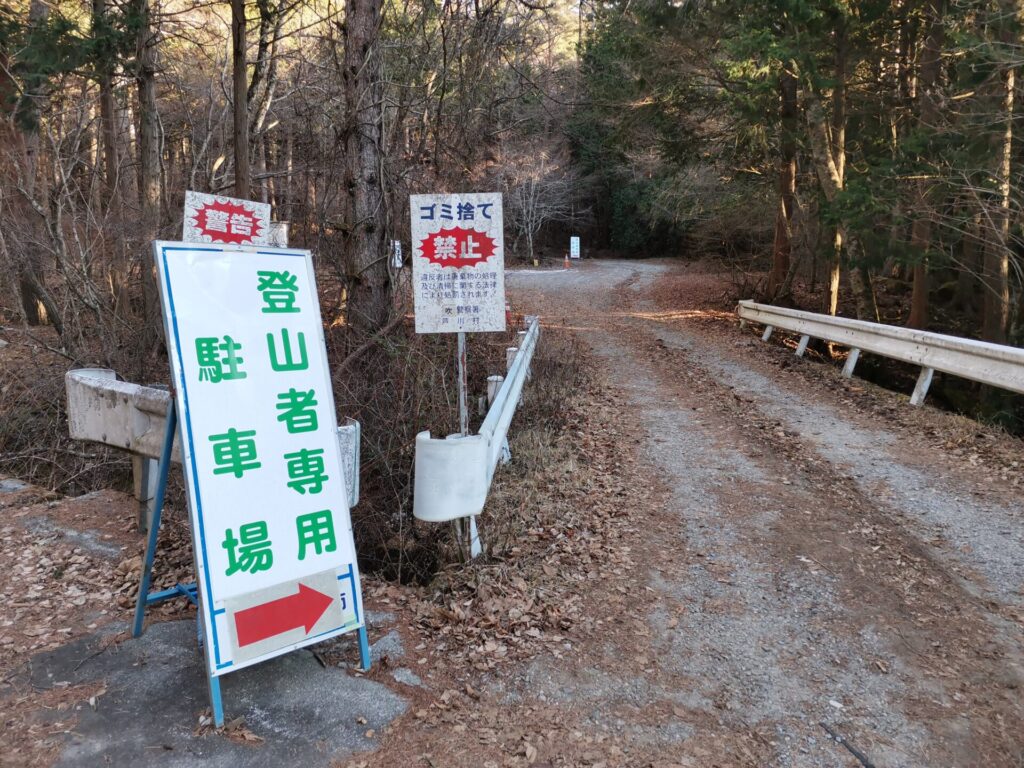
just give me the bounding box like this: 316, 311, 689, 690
410, 192, 506, 334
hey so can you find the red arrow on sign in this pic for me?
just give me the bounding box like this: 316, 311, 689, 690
233, 583, 334, 647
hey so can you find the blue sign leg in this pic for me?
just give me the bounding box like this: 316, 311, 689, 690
208, 672, 225, 728
358, 625, 371, 672
132, 401, 177, 638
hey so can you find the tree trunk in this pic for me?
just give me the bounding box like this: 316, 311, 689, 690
982, 4, 1016, 343
93, 0, 132, 314
827, 18, 847, 317
957, 213, 981, 316
15, 0, 62, 330
847, 250, 881, 323
94, 0, 121, 210
135, 0, 162, 341
232, 0, 251, 199
248, 0, 287, 136
340, 0, 389, 332
908, 260, 929, 328
768, 65, 797, 299
907, 0, 945, 329
982, 64, 1013, 343
805, 94, 878, 322
255, 135, 268, 203
828, 232, 841, 315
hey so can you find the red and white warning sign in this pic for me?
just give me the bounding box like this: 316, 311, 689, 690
183, 190, 271, 247
410, 192, 505, 334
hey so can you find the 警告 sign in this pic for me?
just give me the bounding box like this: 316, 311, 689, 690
154, 241, 364, 675
410, 192, 506, 334
183, 190, 272, 247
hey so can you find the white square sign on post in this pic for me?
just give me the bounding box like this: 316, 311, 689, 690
570, 236, 581, 259
154, 241, 364, 676
183, 190, 272, 247
410, 192, 506, 334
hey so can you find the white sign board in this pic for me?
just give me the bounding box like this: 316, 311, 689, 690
391, 240, 403, 269
410, 192, 506, 334
154, 241, 363, 676
183, 190, 272, 247
570, 236, 581, 259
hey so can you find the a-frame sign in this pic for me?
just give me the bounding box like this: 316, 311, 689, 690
136, 240, 368, 724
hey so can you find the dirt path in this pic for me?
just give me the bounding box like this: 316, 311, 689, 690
494, 258, 1024, 766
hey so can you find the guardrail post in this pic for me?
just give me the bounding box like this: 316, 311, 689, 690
910, 367, 934, 406
842, 348, 861, 378
761, 325, 774, 342
487, 375, 504, 405
517, 331, 531, 380
795, 335, 810, 357
506, 347, 518, 373
132, 456, 159, 532
487, 375, 511, 465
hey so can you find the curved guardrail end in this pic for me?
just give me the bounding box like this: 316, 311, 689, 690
413, 431, 488, 522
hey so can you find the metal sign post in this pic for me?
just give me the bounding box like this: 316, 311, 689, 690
140, 240, 370, 726
454, 331, 481, 556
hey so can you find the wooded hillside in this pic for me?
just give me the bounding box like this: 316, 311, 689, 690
0, 0, 575, 363
573, 0, 1024, 347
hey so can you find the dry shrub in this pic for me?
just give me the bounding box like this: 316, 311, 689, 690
328, 315, 520, 584
456, 327, 587, 562
328, 319, 587, 587
0, 328, 133, 496
403, 330, 656, 672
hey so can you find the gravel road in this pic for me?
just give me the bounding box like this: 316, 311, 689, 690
505, 258, 1024, 767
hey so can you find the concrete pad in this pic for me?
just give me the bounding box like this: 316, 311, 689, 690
29, 621, 407, 768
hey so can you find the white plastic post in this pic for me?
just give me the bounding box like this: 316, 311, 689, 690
842, 348, 861, 378
795, 335, 810, 357
910, 366, 934, 406
761, 325, 774, 342
506, 347, 518, 373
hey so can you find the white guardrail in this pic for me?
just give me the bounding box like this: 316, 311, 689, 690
65, 368, 360, 530
737, 300, 1024, 405
413, 316, 540, 525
